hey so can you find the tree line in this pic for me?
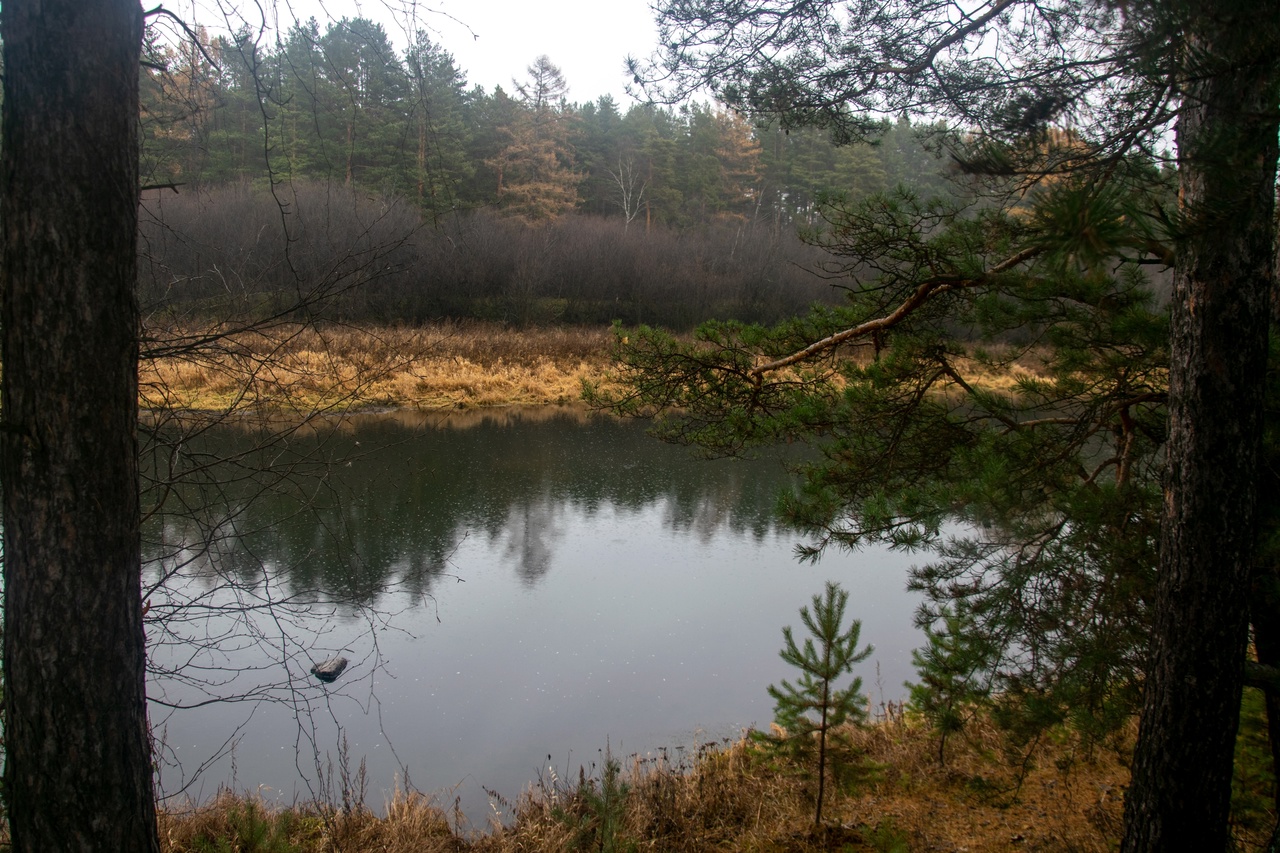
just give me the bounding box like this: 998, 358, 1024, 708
138, 20, 972, 329
141, 19, 955, 231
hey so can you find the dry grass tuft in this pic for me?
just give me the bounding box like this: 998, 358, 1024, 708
157, 714, 1131, 852
838, 710, 1130, 852
475, 739, 810, 852
159, 787, 464, 853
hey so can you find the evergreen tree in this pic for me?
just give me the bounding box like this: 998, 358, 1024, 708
404, 31, 473, 218
876, 117, 953, 201
206, 31, 274, 183
139, 25, 222, 187
275, 19, 332, 180
463, 84, 519, 206
763, 581, 872, 826
575, 95, 627, 216
711, 108, 764, 221
621, 2, 1280, 845
593, 170, 1169, 740
908, 609, 998, 764
491, 56, 582, 222
315, 18, 411, 189
620, 103, 684, 229
677, 103, 727, 222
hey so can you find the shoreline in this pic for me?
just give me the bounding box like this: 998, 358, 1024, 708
153, 715, 1133, 851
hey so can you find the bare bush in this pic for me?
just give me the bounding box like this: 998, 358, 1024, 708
140, 182, 844, 332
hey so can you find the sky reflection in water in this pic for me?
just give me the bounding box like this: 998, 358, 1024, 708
144, 408, 922, 824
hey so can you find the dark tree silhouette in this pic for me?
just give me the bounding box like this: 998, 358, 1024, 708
1, 0, 161, 850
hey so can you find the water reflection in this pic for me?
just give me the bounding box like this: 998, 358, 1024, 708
144, 408, 797, 603
141, 407, 922, 822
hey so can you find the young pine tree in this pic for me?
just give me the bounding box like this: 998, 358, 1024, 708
908, 609, 996, 765
765, 580, 872, 826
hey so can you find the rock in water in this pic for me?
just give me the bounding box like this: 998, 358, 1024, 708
310, 656, 349, 683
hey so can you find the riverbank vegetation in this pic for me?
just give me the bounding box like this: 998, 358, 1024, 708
154, 713, 1133, 852
137, 318, 1052, 413
139, 321, 618, 411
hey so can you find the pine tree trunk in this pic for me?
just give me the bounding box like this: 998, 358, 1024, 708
1254, 575, 1280, 852
418, 118, 426, 201
1121, 2, 1280, 847
815, 690, 828, 827
0, 2, 160, 851
346, 118, 355, 186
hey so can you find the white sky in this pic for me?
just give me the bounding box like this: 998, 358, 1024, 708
414, 0, 660, 105
198, 0, 662, 106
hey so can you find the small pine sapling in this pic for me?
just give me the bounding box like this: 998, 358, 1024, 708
908, 608, 994, 765
764, 580, 873, 826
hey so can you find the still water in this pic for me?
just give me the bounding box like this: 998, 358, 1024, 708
142, 407, 922, 823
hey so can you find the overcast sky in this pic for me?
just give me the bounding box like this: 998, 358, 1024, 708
197, 0, 663, 105
425, 0, 661, 105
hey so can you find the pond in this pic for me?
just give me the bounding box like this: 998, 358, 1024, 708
142, 406, 923, 825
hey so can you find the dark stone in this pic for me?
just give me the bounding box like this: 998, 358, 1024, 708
310, 656, 349, 683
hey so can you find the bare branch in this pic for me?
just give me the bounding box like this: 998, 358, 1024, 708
145, 5, 221, 71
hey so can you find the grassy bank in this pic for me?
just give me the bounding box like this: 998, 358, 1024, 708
138, 320, 1056, 416
139, 321, 620, 413
155, 714, 1130, 853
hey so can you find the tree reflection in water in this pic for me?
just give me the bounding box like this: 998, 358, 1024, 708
141, 406, 920, 822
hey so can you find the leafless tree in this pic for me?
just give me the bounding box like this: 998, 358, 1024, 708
606, 156, 650, 231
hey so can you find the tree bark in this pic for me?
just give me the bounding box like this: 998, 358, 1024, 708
1248, 565, 1280, 849
1121, 2, 1280, 848
1, 1, 160, 851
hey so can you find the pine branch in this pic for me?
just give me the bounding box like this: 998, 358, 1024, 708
747, 245, 1042, 382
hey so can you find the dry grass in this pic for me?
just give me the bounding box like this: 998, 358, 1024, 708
950, 352, 1053, 394
139, 321, 620, 413
137, 321, 1066, 418
158, 787, 463, 853
157, 713, 1131, 852
836, 710, 1129, 852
